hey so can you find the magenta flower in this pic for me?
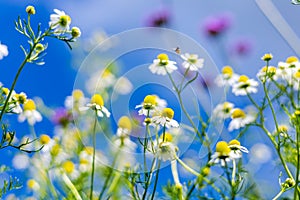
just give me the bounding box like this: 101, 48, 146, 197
145, 9, 170, 27
230, 38, 253, 56
52, 108, 73, 127
202, 13, 232, 37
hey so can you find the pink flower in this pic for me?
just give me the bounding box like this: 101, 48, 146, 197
145, 9, 171, 27
202, 13, 232, 37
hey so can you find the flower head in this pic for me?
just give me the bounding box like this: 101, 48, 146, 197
146, 9, 170, 27
261, 53, 273, 62
215, 66, 239, 87
71, 27, 81, 38
135, 94, 167, 116
49, 9, 71, 32
232, 75, 258, 96
152, 107, 179, 128
18, 99, 42, 125
257, 66, 277, 82
116, 116, 132, 136
228, 139, 248, 159
181, 53, 204, 71
210, 141, 231, 166
203, 13, 232, 37
149, 53, 177, 75
212, 101, 234, 119
228, 108, 256, 131
84, 94, 110, 118
26, 5, 36, 15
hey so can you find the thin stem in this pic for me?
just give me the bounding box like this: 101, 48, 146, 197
142, 158, 157, 200
231, 159, 236, 186
150, 161, 161, 200
294, 123, 300, 199
176, 156, 200, 176
272, 189, 284, 200
62, 173, 82, 200
89, 112, 98, 200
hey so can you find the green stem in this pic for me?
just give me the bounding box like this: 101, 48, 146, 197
90, 112, 98, 200
176, 156, 200, 176
62, 173, 82, 200
294, 123, 300, 200
150, 161, 161, 200
231, 159, 236, 186
272, 189, 284, 200
142, 158, 157, 200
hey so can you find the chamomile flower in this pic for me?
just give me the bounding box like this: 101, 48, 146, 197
232, 75, 259, 96
149, 53, 178, 75
0, 43, 8, 60
64, 89, 87, 110
210, 141, 231, 166
215, 66, 239, 87
39, 134, 55, 153
135, 95, 167, 116
277, 56, 300, 84
257, 66, 277, 82
114, 116, 137, 150
27, 179, 40, 191
18, 99, 42, 125
62, 160, 79, 179
84, 94, 110, 118
152, 108, 179, 128
181, 53, 204, 71
292, 70, 300, 90
261, 53, 273, 61
49, 9, 71, 32
228, 108, 255, 131
228, 139, 248, 159
212, 101, 234, 119
156, 141, 178, 161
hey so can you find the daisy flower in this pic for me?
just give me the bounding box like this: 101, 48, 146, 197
64, 89, 87, 110
181, 53, 204, 71
62, 160, 79, 180
228, 108, 255, 131
210, 141, 231, 166
156, 141, 178, 161
27, 179, 40, 191
39, 134, 55, 153
215, 66, 239, 87
135, 95, 167, 117
0, 43, 8, 60
152, 108, 179, 128
114, 116, 137, 150
292, 70, 300, 90
232, 75, 259, 96
83, 94, 110, 118
49, 9, 71, 32
149, 53, 177, 75
18, 99, 42, 125
277, 56, 300, 84
212, 101, 234, 119
257, 66, 277, 82
228, 139, 248, 159
261, 53, 273, 62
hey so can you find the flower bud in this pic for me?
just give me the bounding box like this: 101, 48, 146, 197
26, 5, 36, 15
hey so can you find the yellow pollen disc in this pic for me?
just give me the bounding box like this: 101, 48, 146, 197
59, 15, 71, 26
91, 94, 104, 106
27, 179, 37, 189
216, 141, 231, 155
294, 71, 300, 79
223, 102, 231, 109
143, 95, 156, 105
262, 53, 273, 61
23, 99, 36, 111
72, 89, 83, 100
278, 125, 288, 132
40, 134, 51, 145
222, 66, 233, 76
80, 159, 89, 165
2, 87, 9, 95
231, 109, 246, 119
162, 108, 174, 119
229, 139, 240, 146
157, 53, 169, 61
160, 132, 173, 142
102, 69, 112, 78
118, 116, 132, 132
84, 146, 94, 155
286, 56, 298, 63
63, 161, 75, 174
16, 93, 27, 104
238, 75, 249, 83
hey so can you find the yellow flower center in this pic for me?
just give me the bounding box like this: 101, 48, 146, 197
102, 69, 112, 78
229, 139, 240, 146
72, 89, 84, 100
63, 161, 75, 174
26, 6, 36, 15
84, 146, 94, 155
278, 125, 288, 132
91, 94, 104, 106
2, 87, 9, 95
143, 95, 156, 109
294, 71, 300, 79
222, 66, 233, 77
238, 75, 249, 83
160, 132, 173, 142
59, 15, 71, 27
14, 93, 27, 104
262, 66, 276, 74
157, 53, 169, 61
118, 116, 132, 132
222, 102, 232, 113
35, 43, 44, 52
216, 141, 231, 155
27, 179, 37, 189
201, 167, 210, 176
23, 99, 36, 111
294, 110, 300, 116
231, 109, 246, 119
40, 134, 51, 145
80, 158, 89, 165
162, 108, 174, 119
286, 56, 298, 64
50, 144, 60, 157
187, 54, 198, 64
262, 53, 273, 61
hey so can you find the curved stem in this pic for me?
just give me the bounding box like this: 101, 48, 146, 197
89, 112, 97, 200
62, 173, 82, 200
272, 189, 284, 200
